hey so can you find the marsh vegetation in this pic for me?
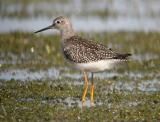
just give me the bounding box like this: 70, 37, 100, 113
0, 0, 160, 121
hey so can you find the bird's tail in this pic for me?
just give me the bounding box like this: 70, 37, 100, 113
115, 53, 132, 60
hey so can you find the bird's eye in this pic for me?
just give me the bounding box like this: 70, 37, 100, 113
56, 21, 60, 24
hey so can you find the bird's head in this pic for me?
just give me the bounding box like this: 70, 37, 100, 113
35, 16, 72, 33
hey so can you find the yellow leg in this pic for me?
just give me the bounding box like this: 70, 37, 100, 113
81, 72, 88, 108
90, 73, 94, 109
90, 84, 94, 107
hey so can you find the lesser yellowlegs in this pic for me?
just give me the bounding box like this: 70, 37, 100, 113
35, 16, 131, 108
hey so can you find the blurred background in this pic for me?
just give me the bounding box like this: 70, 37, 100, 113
0, 0, 160, 121
0, 0, 160, 32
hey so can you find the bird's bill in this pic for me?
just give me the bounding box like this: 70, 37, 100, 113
34, 24, 54, 33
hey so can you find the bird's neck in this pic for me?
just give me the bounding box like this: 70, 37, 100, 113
60, 27, 75, 40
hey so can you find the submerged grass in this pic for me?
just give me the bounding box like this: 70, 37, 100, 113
0, 31, 160, 121
0, 31, 159, 71
0, 0, 110, 18
0, 80, 160, 121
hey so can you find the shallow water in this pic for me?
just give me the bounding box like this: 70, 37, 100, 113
0, 68, 59, 81
0, 67, 159, 92
0, 0, 160, 121
1, 0, 160, 32
0, 16, 160, 33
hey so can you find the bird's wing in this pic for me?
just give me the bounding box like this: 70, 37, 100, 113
63, 36, 130, 63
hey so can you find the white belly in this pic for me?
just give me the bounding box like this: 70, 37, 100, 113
70, 59, 121, 72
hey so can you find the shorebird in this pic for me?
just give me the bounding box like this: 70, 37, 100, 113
35, 16, 131, 108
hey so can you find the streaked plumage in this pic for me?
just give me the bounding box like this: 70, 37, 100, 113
63, 36, 131, 64
35, 16, 131, 108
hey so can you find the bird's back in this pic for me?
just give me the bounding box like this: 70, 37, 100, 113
62, 36, 131, 64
